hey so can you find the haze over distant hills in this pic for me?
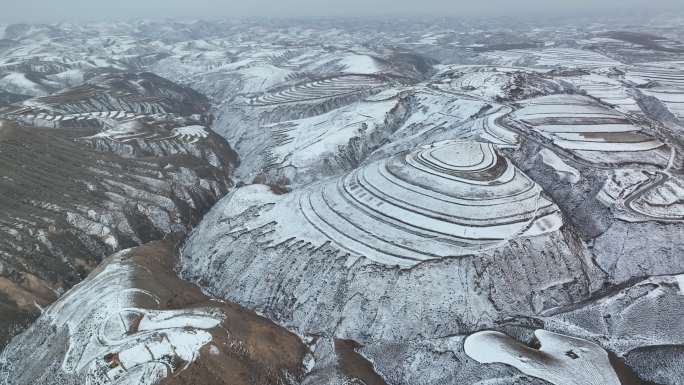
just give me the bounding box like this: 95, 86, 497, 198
2, 0, 684, 22
0, 10, 683, 385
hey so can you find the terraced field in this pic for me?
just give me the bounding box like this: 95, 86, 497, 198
460, 105, 518, 145
530, 48, 621, 67
2, 16, 684, 385
641, 88, 684, 119
249, 74, 390, 106
227, 140, 562, 267
0, 60, 75, 76
627, 63, 684, 87
1, 71, 210, 127
627, 64, 684, 119
0, 69, 238, 347
598, 168, 684, 222
629, 176, 684, 219
565, 73, 642, 114
512, 94, 668, 166
485, 48, 620, 68
83, 122, 207, 143
3, 109, 189, 128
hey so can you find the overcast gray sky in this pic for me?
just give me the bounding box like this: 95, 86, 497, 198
1, 0, 683, 23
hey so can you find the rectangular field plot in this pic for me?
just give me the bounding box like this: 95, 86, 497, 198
513, 95, 669, 166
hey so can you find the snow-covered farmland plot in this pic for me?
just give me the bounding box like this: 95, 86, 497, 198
525, 48, 621, 68
19, 248, 225, 383
641, 87, 684, 119
457, 105, 519, 145
626, 63, 684, 87
626, 64, 684, 119
249, 74, 390, 106
483, 48, 621, 68
565, 72, 642, 114
599, 169, 684, 221
512, 94, 668, 166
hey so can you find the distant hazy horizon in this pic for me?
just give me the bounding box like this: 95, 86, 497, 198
1, 0, 683, 24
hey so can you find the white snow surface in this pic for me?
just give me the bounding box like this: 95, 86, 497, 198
0, 72, 47, 96
514, 94, 665, 158
265, 99, 398, 174
337, 54, 383, 74
38, 249, 225, 384
484, 48, 620, 68
539, 149, 580, 184
464, 330, 622, 385
220, 140, 562, 267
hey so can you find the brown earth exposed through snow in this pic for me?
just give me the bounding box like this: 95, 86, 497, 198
116, 240, 309, 385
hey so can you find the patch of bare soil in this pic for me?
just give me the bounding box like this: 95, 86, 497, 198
119, 240, 308, 385
0, 119, 234, 348
334, 339, 389, 385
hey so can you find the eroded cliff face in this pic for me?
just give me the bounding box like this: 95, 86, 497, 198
503, 101, 684, 286
182, 223, 601, 340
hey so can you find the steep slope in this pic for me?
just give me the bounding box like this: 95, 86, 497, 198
543, 274, 684, 356
180, 140, 605, 345
504, 93, 684, 285
149, 42, 436, 186
0, 72, 238, 347
1, 16, 684, 385
211, 72, 414, 185
0, 240, 308, 385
